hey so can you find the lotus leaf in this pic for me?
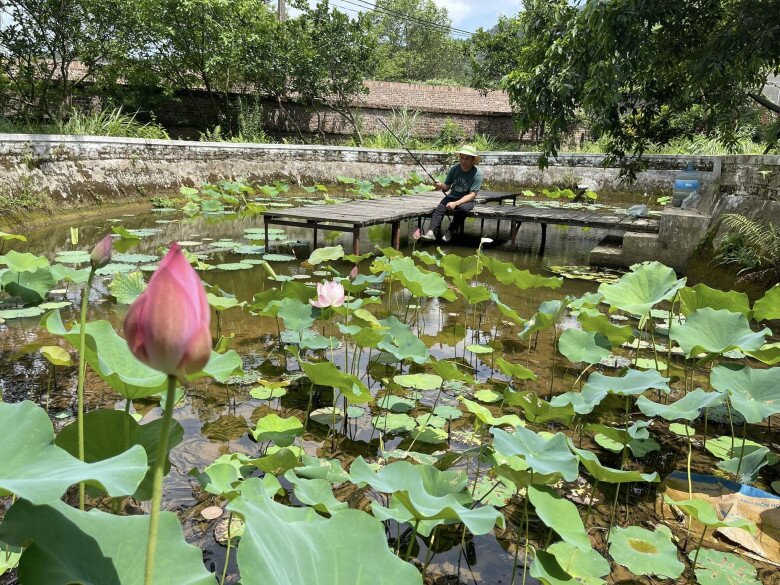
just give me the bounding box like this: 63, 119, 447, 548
0, 250, 49, 272
372, 413, 416, 434
377, 326, 430, 364
250, 385, 288, 400
663, 496, 757, 532
432, 404, 462, 420
483, 256, 562, 289
669, 422, 696, 436
300, 358, 371, 404
440, 253, 481, 279
704, 436, 767, 461
40, 345, 71, 366
108, 271, 146, 304
716, 447, 778, 484
473, 388, 503, 403
547, 542, 610, 582
570, 444, 659, 484
393, 373, 442, 390
54, 250, 91, 264
0, 230, 25, 242
679, 283, 751, 317
689, 548, 762, 585
112, 253, 158, 264
459, 397, 525, 428
528, 484, 590, 550
251, 414, 304, 447
753, 284, 780, 322
349, 457, 504, 535
491, 426, 578, 481
95, 262, 138, 276
504, 391, 575, 425
636, 388, 725, 421
49, 263, 91, 283
307, 245, 344, 265
0, 401, 147, 504
283, 470, 348, 515
577, 313, 634, 346
710, 364, 780, 423
470, 476, 516, 508
1, 267, 57, 302
746, 342, 780, 365
382, 256, 455, 300
489, 291, 526, 325
581, 369, 670, 397
558, 329, 611, 364
598, 261, 685, 316
55, 408, 184, 500
206, 293, 244, 311
608, 524, 684, 578
669, 308, 770, 358
520, 298, 568, 339
0, 499, 214, 584
529, 549, 603, 585
43, 310, 242, 398
409, 425, 448, 443
377, 395, 416, 412
495, 356, 537, 380
275, 298, 315, 332
263, 254, 297, 262
453, 278, 491, 304
430, 359, 474, 383
0, 306, 46, 319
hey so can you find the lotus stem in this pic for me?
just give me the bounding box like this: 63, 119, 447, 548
690, 527, 707, 584
583, 480, 599, 527
220, 512, 234, 585
549, 326, 557, 397
124, 399, 131, 450
607, 483, 621, 543
521, 472, 533, 585
702, 408, 709, 450
144, 375, 178, 585
735, 421, 747, 478
509, 511, 522, 585
422, 525, 438, 574
405, 519, 420, 561
76, 268, 96, 510
303, 383, 314, 436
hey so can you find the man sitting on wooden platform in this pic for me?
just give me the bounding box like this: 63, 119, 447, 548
421, 145, 483, 243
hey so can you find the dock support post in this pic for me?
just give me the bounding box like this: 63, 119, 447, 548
510, 221, 521, 247
264, 215, 269, 249
538, 223, 547, 256
391, 221, 401, 250
352, 226, 361, 255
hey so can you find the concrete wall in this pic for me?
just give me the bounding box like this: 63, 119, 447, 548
0, 134, 722, 209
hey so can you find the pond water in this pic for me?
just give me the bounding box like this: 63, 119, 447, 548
0, 188, 777, 585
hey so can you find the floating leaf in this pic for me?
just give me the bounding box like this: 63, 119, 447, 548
466, 344, 494, 354
689, 549, 761, 585
547, 542, 610, 582
495, 357, 537, 380
0, 250, 49, 272
608, 524, 684, 578
577, 312, 634, 346
393, 373, 442, 390
108, 271, 146, 304
307, 245, 344, 265
95, 262, 137, 276
0, 401, 147, 504
1, 267, 57, 302
371, 412, 416, 434
40, 345, 72, 366
262, 253, 297, 262
283, 470, 348, 515
663, 496, 757, 532
214, 262, 254, 271
636, 388, 725, 421
0, 306, 46, 319
377, 395, 416, 413
459, 397, 524, 428
54, 250, 91, 264
571, 445, 659, 484
251, 414, 304, 447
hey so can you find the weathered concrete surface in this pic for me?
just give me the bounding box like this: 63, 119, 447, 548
590, 209, 712, 272
0, 134, 719, 210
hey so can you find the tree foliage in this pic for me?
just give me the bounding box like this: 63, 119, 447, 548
497, 0, 780, 175
370, 0, 465, 83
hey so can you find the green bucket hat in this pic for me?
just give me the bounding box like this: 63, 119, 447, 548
456, 145, 481, 164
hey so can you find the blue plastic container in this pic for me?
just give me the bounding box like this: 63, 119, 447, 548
672, 162, 703, 207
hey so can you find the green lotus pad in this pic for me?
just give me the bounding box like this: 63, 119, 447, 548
349, 457, 504, 535
0, 401, 147, 504
0, 499, 213, 584
608, 524, 684, 578
228, 478, 422, 585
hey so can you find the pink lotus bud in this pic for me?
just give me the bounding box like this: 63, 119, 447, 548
124, 243, 211, 381
412, 228, 421, 240
348, 265, 359, 280
310, 280, 345, 308
90, 235, 113, 269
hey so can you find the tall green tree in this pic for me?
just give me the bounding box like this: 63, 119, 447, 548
369, 0, 464, 83
500, 0, 780, 175
0, 0, 143, 118
468, 16, 524, 92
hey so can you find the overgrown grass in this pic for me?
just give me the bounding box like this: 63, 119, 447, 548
0, 107, 169, 140
570, 135, 767, 155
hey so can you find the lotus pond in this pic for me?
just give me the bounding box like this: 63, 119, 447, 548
0, 179, 778, 585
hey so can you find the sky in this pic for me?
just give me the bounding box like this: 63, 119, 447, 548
292, 1, 523, 35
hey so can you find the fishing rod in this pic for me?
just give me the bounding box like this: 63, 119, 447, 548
352, 94, 440, 185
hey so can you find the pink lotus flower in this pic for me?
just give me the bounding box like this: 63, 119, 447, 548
124, 243, 211, 381
310, 280, 345, 308
90, 235, 113, 269
348, 265, 359, 280
412, 228, 421, 240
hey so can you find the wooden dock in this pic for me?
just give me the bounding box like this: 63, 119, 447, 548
263, 192, 660, 254
263, 191, 517, 254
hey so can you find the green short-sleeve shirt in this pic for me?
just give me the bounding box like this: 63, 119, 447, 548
445, 164, 483, 199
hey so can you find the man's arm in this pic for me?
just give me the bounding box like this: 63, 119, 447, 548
445, 191, 476, 210
434, 180, 451, 192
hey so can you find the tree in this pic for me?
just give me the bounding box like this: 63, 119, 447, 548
501, 0, 780, 176
468, 15, 524, 92
369, 0, 464, 83
0, 0, 143, 118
